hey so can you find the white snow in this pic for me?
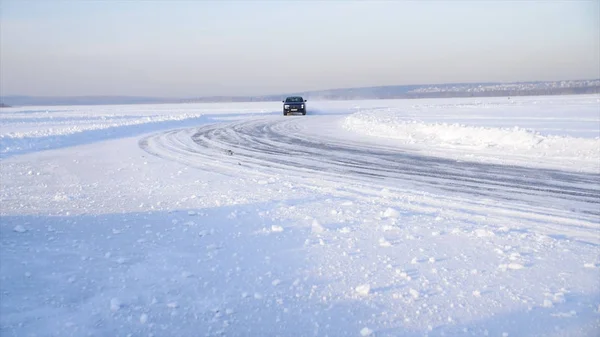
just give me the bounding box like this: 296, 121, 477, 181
382, 207, 400, 218
360, 327, 374, 336
378, 237, 392, 247
355, 284, 371, 296
409, 288, 420, 299
341, 95, 600, 173
311, 219, 325, 234
12, 225, 27, 233
110, 298, 121, 312
271, 224, 284, 232
1, 95, 599, 337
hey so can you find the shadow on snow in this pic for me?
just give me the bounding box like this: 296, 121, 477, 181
0, 200, 392, 337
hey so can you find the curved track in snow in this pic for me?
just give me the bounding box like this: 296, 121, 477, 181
140, 115, 600, 238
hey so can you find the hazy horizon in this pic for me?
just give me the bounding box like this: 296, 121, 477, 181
1, 1, 598, 98
2, 77, 600, 100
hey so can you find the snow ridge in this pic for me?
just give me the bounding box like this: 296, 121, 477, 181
343, 109, 600, 171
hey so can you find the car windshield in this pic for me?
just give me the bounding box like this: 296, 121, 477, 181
285, 97, 303, 103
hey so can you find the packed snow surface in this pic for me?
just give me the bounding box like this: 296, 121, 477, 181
1, 95, 599, 337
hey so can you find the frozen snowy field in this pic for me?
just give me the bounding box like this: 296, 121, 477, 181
1, 94, 599, 336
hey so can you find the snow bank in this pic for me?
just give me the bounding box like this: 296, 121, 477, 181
343, 108, 600, 172
0, 113, 205, 139
0, 103, 273, 158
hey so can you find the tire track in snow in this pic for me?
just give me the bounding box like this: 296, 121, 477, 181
139, 116, 600, 234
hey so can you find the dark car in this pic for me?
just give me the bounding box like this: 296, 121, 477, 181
282, 96, 307, 116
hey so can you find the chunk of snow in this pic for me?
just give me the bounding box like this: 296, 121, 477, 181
13, 225, 27, 233
409, 288, 420, 299
553, 292, 566, 303
474, 229, 495, 237
383, 207, 400, 218
543, 299, 553, 308
396, 270, 411, 280
382, 224, 397, 232
360, 327, 373, 336
355, 284, 371, 296
509, 252, 521, 261
508, 263, 524, 270
379, 237, 392, 247
110, 298, 121, 312
139, 313, 148, 324
499, 263, 525, 271
551, 310, 577, 318
271, 225, 284, 232
311, 219, 325, 234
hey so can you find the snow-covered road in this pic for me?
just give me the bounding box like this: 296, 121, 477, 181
1, 95, 599, 337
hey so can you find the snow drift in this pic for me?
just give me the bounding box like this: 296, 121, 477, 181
343, 108, 600, 172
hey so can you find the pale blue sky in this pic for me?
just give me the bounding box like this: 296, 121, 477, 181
1, 0, 598, 97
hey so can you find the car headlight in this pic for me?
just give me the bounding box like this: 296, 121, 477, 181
301, 104, 304, 108
284, 105, 289, 108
